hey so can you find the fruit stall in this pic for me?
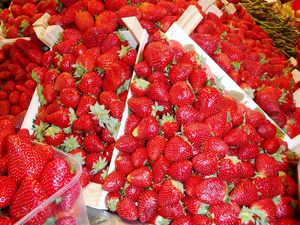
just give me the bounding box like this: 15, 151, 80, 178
0, 0, 300, 224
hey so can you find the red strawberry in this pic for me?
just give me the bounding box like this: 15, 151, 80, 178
164, 136, 193, 162
191, 214, 213, 225
273, 196, 297, 219
254, 86, 282, 115
257, 121, 277, 139
169, 81, 195, 106
238, 143, 259, 160
223, 127, 249, 148
132, 116, 159, 140
279, 173, 297, 196
160, 114, 179, 139
131, 147, 148, 168
83, 133, 105, 153
175, 105, 204, 126
139, 3, 167, 21
143, 41, 174, 71
210, 202, 240, 225
138, 190, 158, 223
251, 198, 277, 223
146, 82, 169, 102
192, 152, 218, 176
40, 157, 73, 197
146, 135, 166, 162
0, 176, 17, 208
158, 179, 184, 206
115, 134, 139, 153
60, 87, 80, 109
213, 52, 232, 72
158, 202, 184, 220
76, 95, 97, 117
74, 11, 94, 32
55, 216, 77, 225
152, 155, 170, 184
189, 67, 208, 92
54, 72, 76, 92
46, 107, 76, 128
134, 60, 152, 78
72, 114, 95, 133
105, 191, 121, 212
124, 184, 143, 201
82, 27, 107, 49
256, 154, 279, 177
7, 132, 45, 183
196, 178, 227, 205
44, 125, 66, 146
128, 96, 154, 118
116, 197, 138, 221
169, 160, 192, 182
191, 33, 220, 55
148, 71, 170, 86
102, 171, 125, 192
204, 112, 232, 138
115, 154, 135, 175
9, 176, 50, 224
194, 86, 224, 117
131, 77, 149, 97
0, 215, 16, 224
230, 180, 258, 206
183, 196, 209, 215
100, 33, 121, 53
95, 10, 118, 34
182, 122, 211, 146
78, 71, 103, 97
119, 45, 137, 66
169, 62, 193, 84
127, 166, 152, 188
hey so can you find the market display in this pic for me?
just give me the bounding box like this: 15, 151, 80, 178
102, 38, 298, 224
0, 0, 299, 224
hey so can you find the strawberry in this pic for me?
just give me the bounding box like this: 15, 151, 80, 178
82, 27, 107, 49
44, 125, 66, 146
223, 127, 249, 148
257, 120, 277, 139
116, 197, 138, 221
74, 11, 95, 32
194, 86, 224, 117
60, 87, 80, 109
169, 81, 195, 106
191, 33, 220, 55
147, 71, 170, 86
0, 155, 8, 175
72, 114, 95, 133
40, 157, 73, 197
171, 215, 192, 225
183, 196, 209, 215
102, 171, 125, 192
210, 202, 240, 225
261, 137, 280, 154
57, 182, 81, 211
279, 173, 297, 196
160, 114, 178, 139
169, 63, 193, 84
78, 71, 103, 97
256, 154, 279, 177
76, 95, 97, 117
146, 135, 166, 162
0, 176, 17, 208
99, 91, 119, 109
275, 218, 298, 225
139, 3, 167, 21
152, 156, 170, 184
0, 215, 16, 224
87, 0, 105, 15
131, 78, 149, 97
137, 190, 158, 223
143, 41, 174, 71
182, 122, 211, 146
191, 214, 213, 225
213, 52, 232, 72
109, 100, 125, 119
119, 45, 137, 66
69, 148, 86, 165
100, 33, 122, 53
54, 72, 76, 92
164, 136, 193, 162
124, 184, 143, 201
9, 176, 50, 224
7, 132, 45, 183
102, 61, 132, 91
46, 107, 76, 128
117, 5, 141, 26
251, 198, 277, 224
115, 134, 139, 153
158, 179, 184, 206
188, 67, 208, 92
254, 86, 282, 115
127, 166, 152, 188
132, 116, 159, 140
146, 82, 169, 102
192, 152, 218, 176
115, 154, 135, 175
83, 133, 105, 153
131, 147, 148, 168
230, 180, 259, 206
77, 47, 101, 71
95, 10, 118, 34
169, 160, 192, 182
196, 178, 227, 205
273, 196, 297, 219
241, 123, 264, 144
134, 60, 152, 78
204, 112, 232, 138
128, 97, 154, 118
105, 191, 121, 212
158, 202, 184, 220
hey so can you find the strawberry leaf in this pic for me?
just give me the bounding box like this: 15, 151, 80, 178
44, 125, 61, 137
239, 206, 255, 224
36, 84, 46, 105
116, 79, 130, 95
71, 152, 86, 165
61, 136, 80, 152
91, 157, 108, 175
33, 122, 49, 142
154, 216, 171, 225
73, 63, 89, 78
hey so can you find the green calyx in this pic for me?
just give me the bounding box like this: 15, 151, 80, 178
73, 63, 89, 78
36, 84, 46, 105
197, 203, 210, 215
107, 198, 120, 212
33, 122, 49, 142
133, 77, 150, 90
232, 61, 241, 72
44, 125, 61, 137
154, 216, 171, 225
116, 79, 130, 95
61, 136, 80, 152
91, 156, 108, 175
239, 206, 255, 224
68, 107, 77, 126
71, 152, 86, 165
118, 45, 132, 59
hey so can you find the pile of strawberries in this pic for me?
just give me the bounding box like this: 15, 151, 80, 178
0, 36, 47, 130
191, 1, 300, 138
102, 39, 298, 224
0, 120, 80, 224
